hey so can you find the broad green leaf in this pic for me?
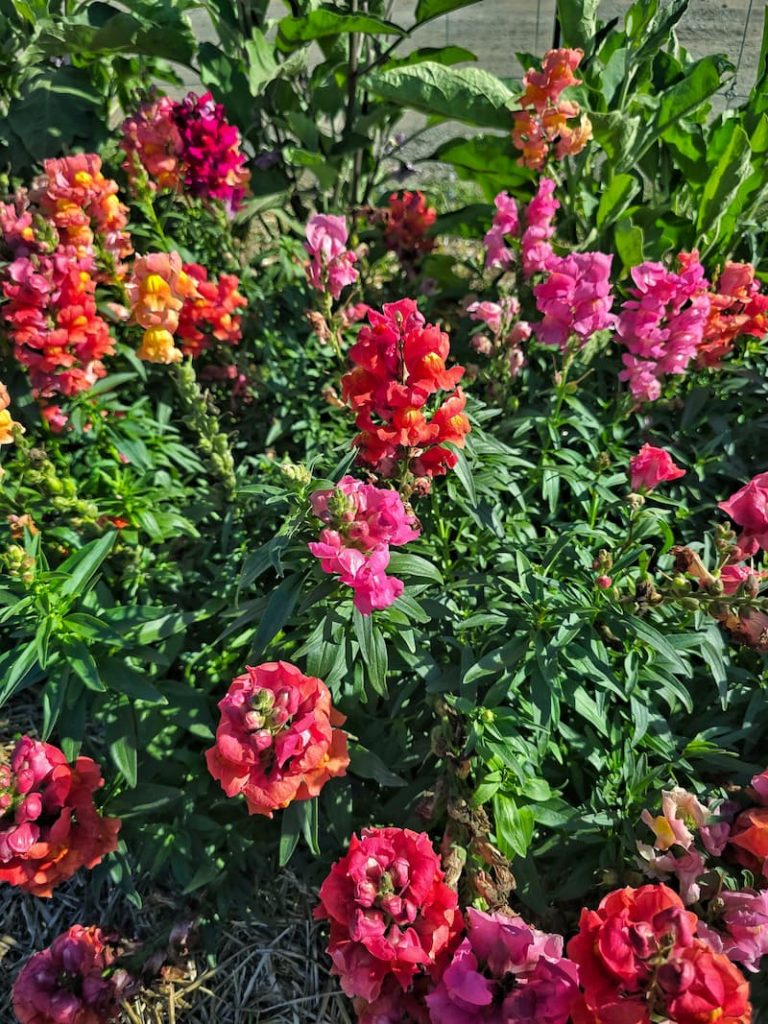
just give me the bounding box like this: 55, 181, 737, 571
493, 792, 535, 858
385, 46, 477, 71
387, 552, 443, 585
277, 11, 404, 50
244, 29, 278, 95
614, 219, 645, 271
431, 136, 531, 200
557, 0, 600, 52
597, 173, 640, 228
250, 573, 304, 657
369, 63, 515, 130
415, 0, 484, 24
697, 124, 752, 236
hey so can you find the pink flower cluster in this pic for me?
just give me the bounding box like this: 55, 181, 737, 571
483, 179, 559, 276
121, 91, 249, 212
305, 214, 359, 300
12, 924, 128, 1024
617, 252, 712, 403
308, 475, 420, 614
533, 250, 615, 351
427, 908, 578, 1024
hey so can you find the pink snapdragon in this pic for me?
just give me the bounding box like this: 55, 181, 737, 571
482, 179, 559, 277
629, 445, 686, 492
305, 214, 359, 300
533, 251, 614, 350
719, 890, 768, 972
483, 193, 519, 269
308, 476, 419, 614
719, 473, 768, 558
426, 908, 578, 1024
617, 252, 711, 402
521, 178, 559, 278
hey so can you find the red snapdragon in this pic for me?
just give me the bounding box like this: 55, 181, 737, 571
341, 299, 470, 482
315, 826, 462, 1002
568, 884, 751, 1024
205, 661, 349, 817
383, 191, 436, 263
630, 445, 686, 492
176, 262, 247, 357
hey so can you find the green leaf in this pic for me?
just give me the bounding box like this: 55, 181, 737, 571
387, 552, 443, 585
556, 0, 600, 51
493, 792, 534, 858
250, 573, 304, 657
3, 66, 106, 172
697, 125, 752, 237
0, 644, 40, 705
573, 687, 609, 736
597, 173, 640, 228
349, 745, 406, 787
415, 0, 484, 24
57, 532, 117, 600
354, 610, 388, 696
244, 29, 278, 94
369, 63, 515, 130
277, 11, 404, 50
100, 657, 167, 704
385, 46, 477, 70
614, 219, 645, 270
279, 801, 303, 866
107, 701, 138, 786
62, 638, 105, 691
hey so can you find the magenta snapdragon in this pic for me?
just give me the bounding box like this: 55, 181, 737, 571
426, 908, 578, 1024
617, 252, 711, 402
533, 251, 615, 350
483, 193, 520, 270
308, 476, 419, 614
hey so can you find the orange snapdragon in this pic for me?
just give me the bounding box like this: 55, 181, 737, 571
126, 252, 198, 364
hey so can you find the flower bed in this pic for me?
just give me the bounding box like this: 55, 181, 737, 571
2, 1, 768, 1020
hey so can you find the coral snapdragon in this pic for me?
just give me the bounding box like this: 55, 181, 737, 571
305, 214, 359, 301
617, 252, 711, 403
512, 49, 592, 169
126, 252, 198, 364
341, 299, 470, 483
12, 925, 127, 1024
205, 661, 349, 817
426, 908, 578, 1024
121, 91, 249, 211
308, 475, 420, 614
697, 261, 768, 367
315, 826, 462, 1002
0, 155, 130, 405
0, 736, 121, 898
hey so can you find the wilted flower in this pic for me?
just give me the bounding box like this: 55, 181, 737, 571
12, 925, 128, 1024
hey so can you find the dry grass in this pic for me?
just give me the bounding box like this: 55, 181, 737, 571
0, 871, 353, 1024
